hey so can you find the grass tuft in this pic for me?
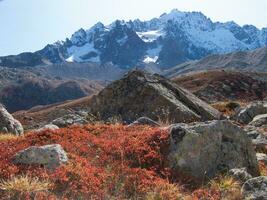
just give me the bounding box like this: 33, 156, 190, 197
0, 175, 52, 193
0, 134, 18, 142
145, 183, 183, 200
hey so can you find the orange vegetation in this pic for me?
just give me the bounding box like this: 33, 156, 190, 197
0, 124, 262, 199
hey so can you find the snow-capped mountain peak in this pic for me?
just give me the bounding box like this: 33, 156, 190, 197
3, 9, 267, 70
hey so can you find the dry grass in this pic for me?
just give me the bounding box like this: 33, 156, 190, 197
0, 134, 18, 142
259, 161, 267, 176
0, 175, 52, 193
145, 183, 183, 200
209, 175, 242, 200
211, 101, 245, 117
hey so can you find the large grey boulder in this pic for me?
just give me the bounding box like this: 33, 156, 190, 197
236, 101, 267, 124
0, 104, 23, 135
89, 70, 222, 123
129, 117, 160, 127
12, 144, 68, 169
52, 114, 88, 128
241, 176, 267, 200
169, 120, 259, 179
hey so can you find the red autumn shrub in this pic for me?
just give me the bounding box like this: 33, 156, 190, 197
0, 125, 175, 199
0, 124, 232, 199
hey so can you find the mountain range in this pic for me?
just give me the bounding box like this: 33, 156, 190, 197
2, 9, 267, 70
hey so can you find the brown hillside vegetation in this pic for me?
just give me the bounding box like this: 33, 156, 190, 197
173, 70, 267, 103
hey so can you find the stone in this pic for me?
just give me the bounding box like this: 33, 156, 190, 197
168, 120, 259, 179
229, 168, 252, 183
0, 104, 23, 135
246, 130, 261, 140
36, 124, 59, 132
256, 153, 267, 164
129, 117, 160, 127
252, 137, 267, 150
52, 114, 88, 128
89, 70, 222, 123
236, 101, 267, 124
12, 144, 68, 170
241, 176, 267, 200
249, 114, 267, 127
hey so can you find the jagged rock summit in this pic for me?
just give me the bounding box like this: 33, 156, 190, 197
89, 70, 222, 123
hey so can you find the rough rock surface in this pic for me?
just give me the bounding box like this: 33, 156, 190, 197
241, 176, 267, 200
229, 168, 252, 183
169, 120, 259, 179
52, 114, 88, 128
129, 117, 160, 127
0, 104, 23, 135
12, 144, 68, 169
89, 70, 222, 123
236, 101, 267, 124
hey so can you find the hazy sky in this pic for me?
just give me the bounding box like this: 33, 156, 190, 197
1, 0, 267, 56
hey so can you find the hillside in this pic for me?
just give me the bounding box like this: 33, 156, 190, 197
0, 67, 104, 112
172, 70, 267, 103
165, 46, 267, 76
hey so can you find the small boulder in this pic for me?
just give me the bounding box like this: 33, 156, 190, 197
236, 101, 267, 124
129, 117, 160, 127
169, 120, 259, 179
52, 114, 88, 128
256, 153, 267, 164
229, 168, 252, 183
0, 104, 23, 135
36, 124, 59, 132
252, 137, 267, 151
241, 176, 267, 200
12, 144, 68, 169
249, 114, 267, 127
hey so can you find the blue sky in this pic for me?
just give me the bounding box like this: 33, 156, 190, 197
1, 0, 267, 56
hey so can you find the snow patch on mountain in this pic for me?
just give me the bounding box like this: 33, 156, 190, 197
187, 27, 247, 53
66, 43, 100, 63
116, 35, 128, 45
143, 45, 162, 63
137, 30, 165, 42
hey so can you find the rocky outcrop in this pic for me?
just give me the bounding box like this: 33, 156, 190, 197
236, 101, 267, 124
241, 176, 267, 200
129, 117, 160, 127
12, 144, 68, 170
168, 120, 259, 179
89, 70, 222, 123
0, 104, 23, 135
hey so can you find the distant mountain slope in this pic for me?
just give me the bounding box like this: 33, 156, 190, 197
2, 9, 267, 69
165, 46, 267, 76
0, 67, 104, 112
172, 70, 267, 103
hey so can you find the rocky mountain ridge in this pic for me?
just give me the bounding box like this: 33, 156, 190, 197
2, 9, 267, 69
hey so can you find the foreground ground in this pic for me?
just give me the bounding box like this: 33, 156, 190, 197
0, 124, 266, 199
